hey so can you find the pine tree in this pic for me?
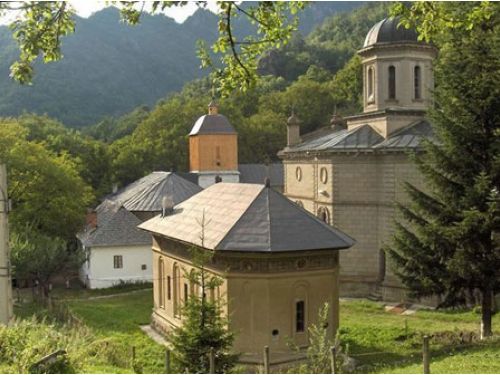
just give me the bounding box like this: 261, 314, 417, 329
169, 217, 238, 373
386, 4, 500, 337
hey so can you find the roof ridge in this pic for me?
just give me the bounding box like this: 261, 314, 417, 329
213, 185, 266, 250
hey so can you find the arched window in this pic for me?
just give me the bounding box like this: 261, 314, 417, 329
158, 257, 164, 308
317, 206, 330, 225
414, 66, 421, 99
388, 66, 396, 99
367, 67, 374, 100
173, 263, 180, 317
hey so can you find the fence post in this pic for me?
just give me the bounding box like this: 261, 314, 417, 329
423, 335, 430, 374
263, 345, 270, 374
165, 349, 171, 373
330, 345, 337, 374
131, 346, 136, 368
209, 347, 215, 374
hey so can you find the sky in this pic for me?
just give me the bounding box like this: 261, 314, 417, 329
0, 1, 219, 25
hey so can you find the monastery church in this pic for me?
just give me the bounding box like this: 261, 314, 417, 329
279, 17, 436, 301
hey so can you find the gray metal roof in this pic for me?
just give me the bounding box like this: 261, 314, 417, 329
374, 120, 434, 149
105, 172, 202, 212
78, 200, 151, 248
189, 114, 237, 135
364, 17, 420, 48
238, 163, 284, 187
283, 121, 433, 154
139, 183, 355, 252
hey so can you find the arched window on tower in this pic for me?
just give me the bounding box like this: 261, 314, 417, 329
388, 66, 396, 100
414, 66, 421, 100
367, 67, 374, 101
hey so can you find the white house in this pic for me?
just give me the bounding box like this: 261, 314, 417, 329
78, 171, 202, 289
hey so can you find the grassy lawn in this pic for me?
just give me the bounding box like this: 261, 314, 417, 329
66, 289, 166, 373
340, 300, 500, 373
13, 289, 500, 374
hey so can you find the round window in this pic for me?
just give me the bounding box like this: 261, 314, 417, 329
320, 167, 328, 184
295, 166, 302, 181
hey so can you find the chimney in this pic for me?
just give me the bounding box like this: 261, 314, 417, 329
215, 175, 222, 184
330, 105, 346, 131
161, 195, 174, 217
112, 183, 118, 194
287, 110, 301, 147
264, 177, 271, 188
86, 209, 97, 229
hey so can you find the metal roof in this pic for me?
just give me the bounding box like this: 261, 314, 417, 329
364, 17, 420, 48
189, 114, 237, 136
238, 163, 284, 187
105, 172, 202, 212
78, 200, 151, 248
139, 183, 355, 252
283, 121, 433, 154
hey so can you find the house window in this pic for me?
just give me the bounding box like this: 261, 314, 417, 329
113, 255, 123, 269
367, 66, 374, 101
388, 66, 396, 99
158, 257, 164, 308
167, 276, 171, 300
296, 300, 305, 333
141, 264, 147, 270
414, 66, 421, 99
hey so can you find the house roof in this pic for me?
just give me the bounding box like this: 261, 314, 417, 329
139, 183, 355, 252
282, 120, 433, 154
189, 114, 237, 136
105, 171, 202, 212
238, 163, 284, 187
78, 200, 151, 248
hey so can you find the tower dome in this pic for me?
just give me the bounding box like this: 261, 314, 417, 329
363, 17, 419, 48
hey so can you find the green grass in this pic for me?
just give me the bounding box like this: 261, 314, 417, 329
66, 289, 166, 373
339, 300, 500, 373
14, 290, 500, 374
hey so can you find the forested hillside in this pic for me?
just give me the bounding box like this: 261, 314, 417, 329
0, 2, 390, 241
0, 2, 360, 127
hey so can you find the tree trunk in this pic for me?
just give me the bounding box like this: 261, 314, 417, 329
481, 289, 493, 338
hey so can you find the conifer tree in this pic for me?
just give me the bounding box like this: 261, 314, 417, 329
386, 3, 500, 337
169, 216, 238, 373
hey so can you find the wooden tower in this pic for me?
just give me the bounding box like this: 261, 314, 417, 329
189, 100, 239, 188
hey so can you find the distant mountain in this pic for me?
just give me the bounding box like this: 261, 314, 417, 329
0, 3, 361, 127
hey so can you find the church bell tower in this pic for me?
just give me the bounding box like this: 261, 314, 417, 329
189, 100, 239, 188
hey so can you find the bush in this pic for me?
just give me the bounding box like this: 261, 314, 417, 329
0, 316, 124, 373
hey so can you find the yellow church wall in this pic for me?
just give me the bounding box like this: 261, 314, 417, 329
284, 163, 315, 201
226, 268, 339, 355
150, 236, 342, 359
282, 152, 428, 299
189, 134, 238, 172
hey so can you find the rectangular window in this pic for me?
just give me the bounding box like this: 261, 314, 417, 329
296, 300, 305, 333
158, 257, 164, 308
113, 255, 123, 269
167, 276, 171, 300
184, 283, 189, 304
